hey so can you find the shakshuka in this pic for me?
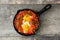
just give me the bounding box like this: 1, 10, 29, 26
13, 10, 39, 35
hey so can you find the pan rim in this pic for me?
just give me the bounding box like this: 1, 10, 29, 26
13, 9, 40, 36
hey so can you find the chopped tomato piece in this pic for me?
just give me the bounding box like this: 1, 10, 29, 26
18, 26, 23, 32
30, 24, 36, 30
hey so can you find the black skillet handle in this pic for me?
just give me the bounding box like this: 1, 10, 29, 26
38, 4, 52, 16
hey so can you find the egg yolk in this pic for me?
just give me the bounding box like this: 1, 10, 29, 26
22, 14, 31, 33
22, 23, 29, 33
23, 14, 31, 22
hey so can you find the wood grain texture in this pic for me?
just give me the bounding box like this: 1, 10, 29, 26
0, 0, 60, 4
0, 4, 60, 40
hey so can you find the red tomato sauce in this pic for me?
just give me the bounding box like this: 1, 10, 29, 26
14, 10, 39, 35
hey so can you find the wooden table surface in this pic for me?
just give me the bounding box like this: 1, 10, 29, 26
0, 0, 60, 4
0, 4, 60, 40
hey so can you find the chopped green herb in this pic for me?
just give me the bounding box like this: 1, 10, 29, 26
18, 18, 23, 20
18, 18, 21, 20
